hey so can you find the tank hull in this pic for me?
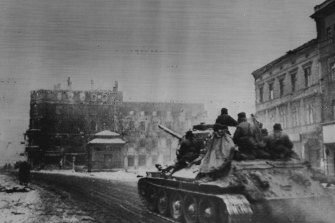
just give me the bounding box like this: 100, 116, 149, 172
138, 160, 333, 223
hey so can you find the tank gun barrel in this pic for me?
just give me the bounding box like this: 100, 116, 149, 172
158, 125, 183, 140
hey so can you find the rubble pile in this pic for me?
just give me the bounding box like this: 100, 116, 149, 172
0, 185, 32, 193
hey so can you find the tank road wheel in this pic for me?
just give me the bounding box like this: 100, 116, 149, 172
183, 194, 198, 223
169, 192, 184, 221
138, 179, 147, 197
198, 197, 218, 223
145, 185, 157, 212
157, 189, 169, 216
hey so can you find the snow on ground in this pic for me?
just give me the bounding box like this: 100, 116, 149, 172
34, 168, 156, 183
0, 174, 97, 223
0, 174, 39, 223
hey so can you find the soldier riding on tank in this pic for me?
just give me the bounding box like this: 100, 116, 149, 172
155, 124, 209, 175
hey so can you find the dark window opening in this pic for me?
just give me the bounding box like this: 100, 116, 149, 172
139, 155, 146, 166
327, 26, 332, 38
127, 156, 134, 167
259, 86, 264, 103
291, 73, 297, 92
279, 78, 285, 97
330, 62, 335, 81
304, 67, 312, 88
269, 82, 274, 100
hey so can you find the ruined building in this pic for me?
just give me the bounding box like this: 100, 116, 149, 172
25, 79, 206, 169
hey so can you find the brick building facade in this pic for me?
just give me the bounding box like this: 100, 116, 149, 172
25, 80, 206, 169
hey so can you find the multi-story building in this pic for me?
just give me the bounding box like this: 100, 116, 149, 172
25, 79, 206, 169
252, 0, 335, 174
311, 0, 335, 175
25, 80, 124, 167
118, 102, 205, 168
252, 40, 323, 169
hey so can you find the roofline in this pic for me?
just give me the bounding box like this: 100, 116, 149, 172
122, 101, 204, 106
311, 0, 335, 18
31, 89, 118, 93
251, 39, 317, 79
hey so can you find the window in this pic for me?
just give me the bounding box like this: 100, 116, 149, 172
259, 85, 264, 103
304, 66, 312, 88
269, 82, 274, 100
330, 62, 335, 81
55, 105, 62, 115
139, 138, 146, 147
127, 156, 135, 167
279, 105, 288, 128
291, 73, 297, 92
268, 108, 276, 124
291, 104, 299, 127
140, 121, 146, 131
90, 121, 96, 131
327, 26, 332, 38
306, 103, 314, 125
279, 78, 285, 97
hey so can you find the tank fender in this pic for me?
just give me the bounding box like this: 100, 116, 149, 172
217, 194, 253, 222
289, 172, 311, 187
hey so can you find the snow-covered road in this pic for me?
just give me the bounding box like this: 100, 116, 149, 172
0, 173, 97, 223
1, 170, 167, 223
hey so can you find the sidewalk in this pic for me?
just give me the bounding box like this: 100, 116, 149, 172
34, 169, 147, 183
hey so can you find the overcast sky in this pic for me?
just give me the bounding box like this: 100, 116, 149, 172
0, 0, 324, 160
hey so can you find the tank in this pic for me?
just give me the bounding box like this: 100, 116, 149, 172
138, 124, 334, 223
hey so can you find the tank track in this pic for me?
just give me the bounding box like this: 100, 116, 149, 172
138, 178, 253, 223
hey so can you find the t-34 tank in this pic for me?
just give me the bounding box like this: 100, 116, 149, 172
138, 124, 334, 223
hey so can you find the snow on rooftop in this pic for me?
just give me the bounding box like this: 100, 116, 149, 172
88, 138, 126, 144
95, 130, 120, 137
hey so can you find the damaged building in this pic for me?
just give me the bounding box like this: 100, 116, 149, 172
25, 79, 206, 170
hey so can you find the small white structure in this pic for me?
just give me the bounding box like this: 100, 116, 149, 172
87, 130, 126, 172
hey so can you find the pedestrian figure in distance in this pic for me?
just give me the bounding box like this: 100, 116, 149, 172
59, 158, 63, 169
18, 161, 31, 186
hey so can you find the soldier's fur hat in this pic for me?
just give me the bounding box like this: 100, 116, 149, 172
237, 112, 246, 119
221, 108, 228, 114
273, 123, 283, 131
